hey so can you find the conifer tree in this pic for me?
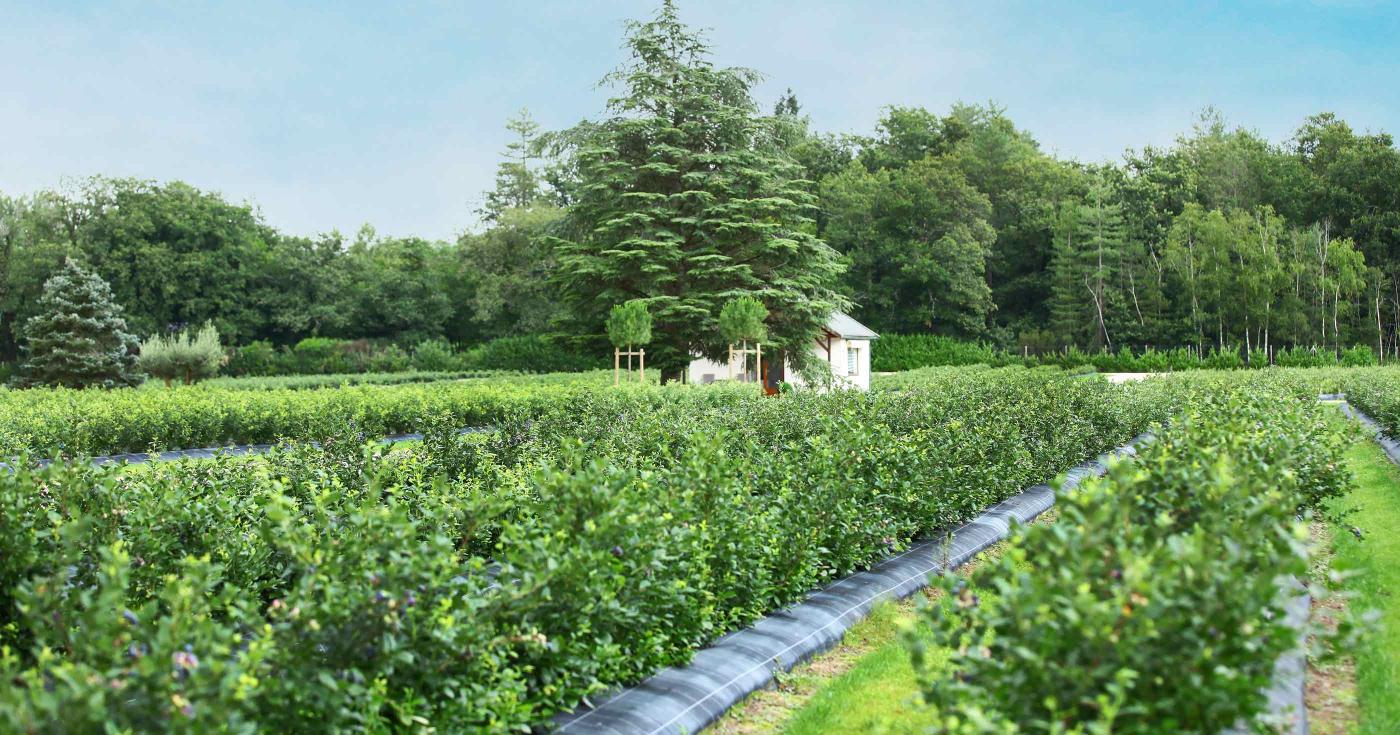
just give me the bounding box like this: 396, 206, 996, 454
480, 109, 546, 222
14, 258, 142, 388
550, 1, 846, 381
1049, 177, 1126, 349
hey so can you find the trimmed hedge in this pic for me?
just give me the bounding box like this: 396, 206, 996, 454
459, 334, 606, 373
203, 370, 524, 391
871, 332, 1381, 373
1334, 367, 1400, 437
913, 379, 1350, 732
870, 334, 999, 371
0, 371, 609, 457
225, 335, 606, 378
0, 368, 1167, 731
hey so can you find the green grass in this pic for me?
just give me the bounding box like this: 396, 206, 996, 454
777, 603, 943, 735
1332, 414, 1400, 733
760, 534, 1024, 735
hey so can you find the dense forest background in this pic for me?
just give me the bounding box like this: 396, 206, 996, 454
2, 10, 1398, 366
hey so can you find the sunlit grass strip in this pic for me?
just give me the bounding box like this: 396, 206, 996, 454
777, 602, 938, 735
1333, 420, 1400, 734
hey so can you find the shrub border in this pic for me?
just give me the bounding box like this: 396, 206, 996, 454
1337, 396, 1400, 465
9, 427, 491, 470
552, 437, 1149, 734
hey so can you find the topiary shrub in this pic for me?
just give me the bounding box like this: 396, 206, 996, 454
717, 296, 767, 344
138, 322, 228, 386
606, 300, 653, 348
12, 259, 142, 389
869, 334, 997, 372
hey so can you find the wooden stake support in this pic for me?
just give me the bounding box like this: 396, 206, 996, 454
727, 341, 762, 385
614, 345, 646, 386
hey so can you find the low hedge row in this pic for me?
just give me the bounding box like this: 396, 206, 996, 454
226, 334, 605, 378
1334, 367, 1400, 436
199, 370, 502, 391
0, 368, 1168, 732
913, 379, 1351, 732
0, 371, 608, 457
872, 332, 1379, 373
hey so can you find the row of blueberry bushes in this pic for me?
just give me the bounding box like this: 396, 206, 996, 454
1, 367, 1178, 731
914, 377, 1352, 732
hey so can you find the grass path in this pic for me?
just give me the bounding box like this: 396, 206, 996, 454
706, 526, 1030, 734
775, 604, 942, 735
706, 598, 938, 735
1329, 414, 1400, 733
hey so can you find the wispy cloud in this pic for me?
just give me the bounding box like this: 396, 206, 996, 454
2, 0, 1396, 240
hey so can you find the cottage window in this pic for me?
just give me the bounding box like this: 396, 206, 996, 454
847, 346, 858, 375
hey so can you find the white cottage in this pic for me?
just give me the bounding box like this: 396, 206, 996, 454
686, 311, 879, 392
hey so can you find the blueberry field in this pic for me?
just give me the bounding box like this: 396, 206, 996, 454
0, 366, 1395, 732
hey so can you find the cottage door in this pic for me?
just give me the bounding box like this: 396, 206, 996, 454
762, 352, 784, 395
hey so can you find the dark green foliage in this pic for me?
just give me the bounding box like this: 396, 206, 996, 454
338, 230, 456, 345
225, 340, 278, 376
13, 259, 142, 389
286, 337, 361, 374
409, 339, 457, 372
870, 333, 998, 371
870, 332, 1381, 372
549, 1, 846, 379
460, 334, 606, 373
1049, 175, 1127, 349
221, 335, 603, 378
821, 155, 995, 337
453, 204, 566, 342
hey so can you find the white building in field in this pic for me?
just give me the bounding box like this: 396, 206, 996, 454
686, 311, 879, 392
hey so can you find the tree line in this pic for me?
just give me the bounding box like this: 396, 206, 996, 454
2, 0, 1398, 374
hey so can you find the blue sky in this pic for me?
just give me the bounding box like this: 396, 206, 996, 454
3, 1, 1397, 240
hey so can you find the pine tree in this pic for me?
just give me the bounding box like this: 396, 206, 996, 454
550, 1, 846, 380
14, 258, 142, 389
1048, 177, 1126, 349
480, 109, 545, 222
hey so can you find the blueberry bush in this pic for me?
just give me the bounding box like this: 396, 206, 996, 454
911, 377, 1352, 733
0, 367, 1165, 731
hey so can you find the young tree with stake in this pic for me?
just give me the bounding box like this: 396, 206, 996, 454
718, 296, 768, 383
607, 299, 653, 384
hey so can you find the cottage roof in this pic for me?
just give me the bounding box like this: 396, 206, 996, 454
825, 312, 879, 340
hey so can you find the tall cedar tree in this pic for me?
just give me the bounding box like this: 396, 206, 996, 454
550, 1, 846, 380
15, 258, 142, 388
